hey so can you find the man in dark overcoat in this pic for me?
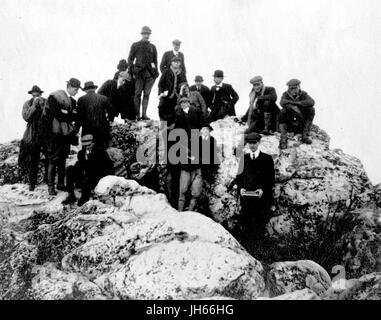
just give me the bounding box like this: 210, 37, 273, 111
76, 81, 115, 149
128, 26, 159, 120
209, 70, 239, 121
235, 132, 275, 241
189, 75, 211, 110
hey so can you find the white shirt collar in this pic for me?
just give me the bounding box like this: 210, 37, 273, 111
173, 50, 180, 56
215, 83, 223, 88
249, 149, 260, 159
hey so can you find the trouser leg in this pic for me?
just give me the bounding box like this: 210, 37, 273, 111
78, 176, 98, 206
166, 166, 180, 209
278, 109, 289, 150
188, 169, 203, 211
28, 148, 40, 189
47, 161, 57, 195
134, 77, 144, 118
178, 170, 191, 212
142, 77, 155, 118
56, 158, 66, 189
301, 107, 315, 144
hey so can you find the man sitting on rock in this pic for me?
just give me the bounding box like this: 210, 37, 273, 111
241, 76, 280, 135
279, 79, 316, 149
62, 134, 114, 206
234, 132, 275, 242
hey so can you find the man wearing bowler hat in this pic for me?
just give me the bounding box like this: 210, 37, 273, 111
62, 134, 114, 206
234, 132, 275, 243
18, 85, 48, 191
160, 39, 187, 75
209, 70, 239, 122
278, 79, 315, 149
43, 78, 81, 195
190, 75, 211, 109
128, 26, 159, 120
76, 81, 115, 149
241, 76, 280, 135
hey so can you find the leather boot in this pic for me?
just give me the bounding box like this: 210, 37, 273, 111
56, 160, 66, 191
188, 198, 197, 212
261, 112, 272, 135
62, 192, 77, 205
47, 163, 57, 195
302, 120, 313, 144
279, 123, 288, 150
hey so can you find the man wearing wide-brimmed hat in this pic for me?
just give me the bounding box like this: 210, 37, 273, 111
160, 39, 186, 75
234, 132, 275, 244
209, 70, 239, 122
18, 85, 48, 191
43, 78, 81, 195
127, 26, 159, 120
62, 134, 114, 206
190, 75, 211, 109
76, 81, 115, 150
278, 79, 316, 149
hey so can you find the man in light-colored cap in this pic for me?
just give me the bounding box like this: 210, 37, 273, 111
241, 76, 279, 135
62, 134, 115, 206
278, 79, 316, 149
160, 39, 187, 74
127, 26, 158, 120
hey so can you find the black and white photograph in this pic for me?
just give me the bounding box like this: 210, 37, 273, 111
0, 0, 380, 308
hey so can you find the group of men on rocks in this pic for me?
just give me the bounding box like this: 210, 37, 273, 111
18, 25, 316, 239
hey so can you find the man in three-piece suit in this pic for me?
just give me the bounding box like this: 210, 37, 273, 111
235, 132, 275, 241
209, 70, 239, 122
189, 75, 211, 110
160, 39, 186, 75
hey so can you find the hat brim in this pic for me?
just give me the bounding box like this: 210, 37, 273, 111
82, 86, 98, 91
28, 90, 43, 94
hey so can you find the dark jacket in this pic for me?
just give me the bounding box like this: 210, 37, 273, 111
75, 146, 114, 181
280, 90, 315, 109
236, 151, 275, 204
98, 79, 135, 120
242, 86, 279, 123
210, 83, 239, 121
158, 68, 187, 96
128, 40, 159, 79
190, 84, 211, 107
160, 51, 186, 74
76, 91, 114, 142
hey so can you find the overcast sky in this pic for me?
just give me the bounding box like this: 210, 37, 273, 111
0, 0, 380, 183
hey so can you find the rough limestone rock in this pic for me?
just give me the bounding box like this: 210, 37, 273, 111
257, 288, 321, 300
266, 260, 332, 297
1, 176, 265, 300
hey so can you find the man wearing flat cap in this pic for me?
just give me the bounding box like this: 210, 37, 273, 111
76, 81, 115, 150
158, 56, 187, 125
128, 26, 159, 120
42, 78, 81, 195
241, 76, 280, 135
62, 134, 114, 206
113, 59, 129, 81
18, 85, 48, 191
209, 70, 239, 122
278, 79, 315, 149
160, 39, 186, 75
234, 132, 275, 243
190, 75, 211, 111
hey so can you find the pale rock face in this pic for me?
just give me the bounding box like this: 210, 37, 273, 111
266, 260, 332, 297
257, 288, 321, 300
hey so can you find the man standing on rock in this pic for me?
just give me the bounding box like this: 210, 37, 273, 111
234, 133, 275, 242
76, 81, 115, 149
241, 76, 280, 135
279, 79, 315, 149
43, 78, 81, 196
62, 134, 114, 206
18, 85, 48, 191
128, 26, 159, 120
209, 70, 239, 122
160, 39, 186, 75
